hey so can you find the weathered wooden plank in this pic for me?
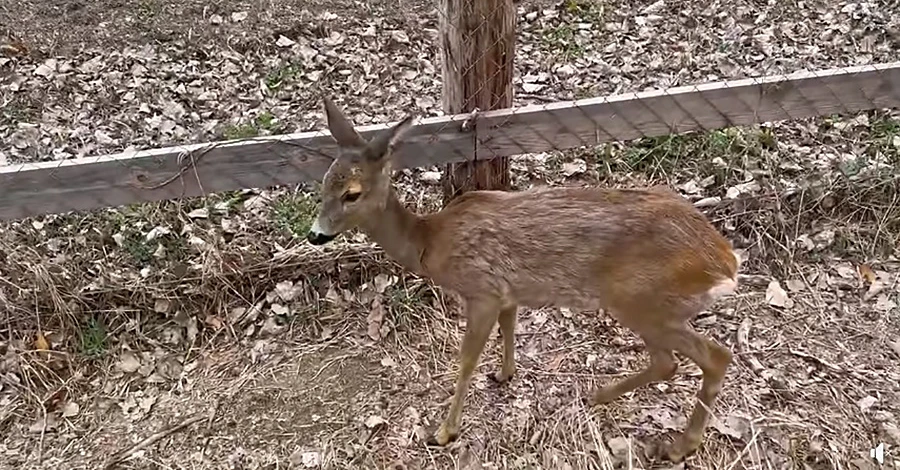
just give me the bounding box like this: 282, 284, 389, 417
1, 62, 899, 221
0, 114, 475, 221
476, 62, 900, 156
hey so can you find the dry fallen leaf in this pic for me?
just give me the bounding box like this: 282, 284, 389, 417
725, 180, 760, 199
873, 294, 897, 313
373, 274, 395, 294
204, 315, 224, 330
364, 415, 386, 428
275, 35, 296, 48
289, 449, 322, 468
712, 415, 749, 440
785, 279, 805, 292
391, 30, 410, 44
325, 286, 341, 304
606, 436, 630, 459
367, 297, 385, 341
154, 298, 171, 314
303, 453, 322, 468
275, 280, 302, 302
186, 316, 199, 343
835, 264, 857, 279
765, 280, 793, 309
0, 40, 27, 57
139, 395, 157, 414
270, 303, 289, 316
61, 401, 80, 418
562, 159, 587, 177
864, 276, 887, 301
858, 264, 876, 284
857, 395, 877, 412
677, 179, 703, 195
187, 207, 209, 219
694, 196, 720, 207
261, 316, 284, 336
34, 332, 50, 351
33, 59, 57, 78
116, 351, 142, 373
419, 171, 442, 184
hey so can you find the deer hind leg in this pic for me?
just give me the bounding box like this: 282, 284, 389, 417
664, 326, 733, 462
490, 303, 518, 384
429, 297, 500, 446
591, 345, 677, 405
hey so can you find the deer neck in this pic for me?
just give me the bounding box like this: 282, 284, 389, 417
359, 187, 427, 275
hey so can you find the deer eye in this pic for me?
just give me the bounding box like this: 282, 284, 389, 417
343, 192, 361, 203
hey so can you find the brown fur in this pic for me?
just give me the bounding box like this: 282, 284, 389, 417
307, 98, 741, 462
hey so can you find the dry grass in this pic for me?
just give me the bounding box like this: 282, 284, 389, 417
2, 123, 899, 468
2, 0, 900, 469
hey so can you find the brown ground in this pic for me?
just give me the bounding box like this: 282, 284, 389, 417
1, 0, 900, 469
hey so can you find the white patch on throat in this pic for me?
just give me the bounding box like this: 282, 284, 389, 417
706, 249, 742, 300
706, 278, 737, 300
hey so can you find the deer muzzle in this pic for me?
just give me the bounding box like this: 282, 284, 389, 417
307, 231, 336, 245
307, 216, 338, 245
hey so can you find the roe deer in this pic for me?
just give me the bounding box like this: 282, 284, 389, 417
306, 97, 741, 462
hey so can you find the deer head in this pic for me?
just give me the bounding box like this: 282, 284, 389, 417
306, 97, 414, 245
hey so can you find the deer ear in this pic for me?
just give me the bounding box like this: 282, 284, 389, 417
323, 96, 367, 148
365, 114, 414, 163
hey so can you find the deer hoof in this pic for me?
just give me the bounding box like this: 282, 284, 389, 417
426, 424, 459, 447
489, 370, 515, 384
663, 434, 700, 463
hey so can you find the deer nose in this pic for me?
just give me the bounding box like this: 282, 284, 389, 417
307, 231, 336, 245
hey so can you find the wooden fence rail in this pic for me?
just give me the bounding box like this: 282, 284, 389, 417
1, 62, 899, 221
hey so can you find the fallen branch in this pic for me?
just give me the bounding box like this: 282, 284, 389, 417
736, 318, 793, 399
736, 274, 772, 288
102, 413, 207, 469
789, 348, 870, 382
788, 348, 842, 372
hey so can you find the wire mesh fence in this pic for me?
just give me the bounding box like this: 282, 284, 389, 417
0, 0, 899, 222
1, 60, 898, 222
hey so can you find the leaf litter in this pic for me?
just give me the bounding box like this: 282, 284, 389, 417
1, 0, 899, 469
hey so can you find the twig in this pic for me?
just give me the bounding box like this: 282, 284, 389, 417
788, 348, 842, 372
102, 413, 208, 469
889, 340, 900, 359
723, 426, 762, 470
736, 318, 793, 399
139, 144, 218, 190
736, 273, 772, 288
789, 348, 870, 382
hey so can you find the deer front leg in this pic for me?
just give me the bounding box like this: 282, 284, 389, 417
665, 330, 733, 462
429, 298, 500, 446
490, 304, 517, 383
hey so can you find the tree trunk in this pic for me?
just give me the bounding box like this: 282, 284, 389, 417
438, 0, 516, 205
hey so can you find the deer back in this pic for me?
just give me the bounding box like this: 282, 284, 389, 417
417, 185, 739, 315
